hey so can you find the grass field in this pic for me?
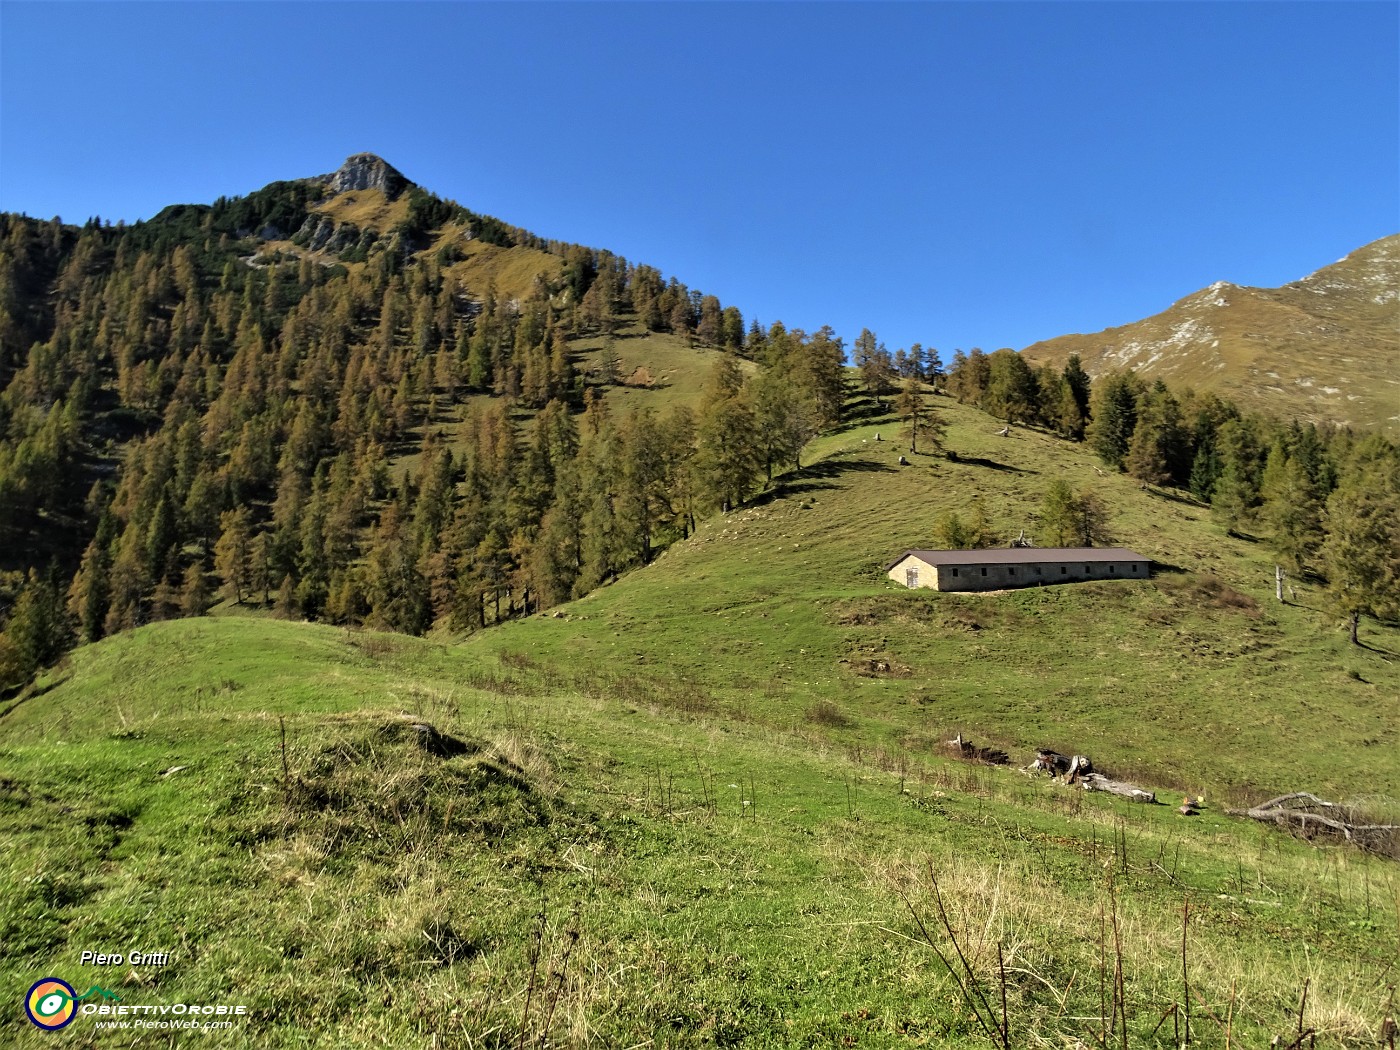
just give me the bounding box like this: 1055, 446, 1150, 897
2, 397, 1397, 1047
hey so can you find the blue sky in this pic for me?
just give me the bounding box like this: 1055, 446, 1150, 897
2, 2, 1396, 356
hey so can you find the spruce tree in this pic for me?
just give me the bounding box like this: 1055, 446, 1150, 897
1088, 371, 1140, 470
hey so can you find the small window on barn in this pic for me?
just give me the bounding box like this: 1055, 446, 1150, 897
1034, 566, 1042, 575
1060, 566, 1067, 575
981, 567, 987, 577
1109, 565, 1115, 574
1131, 564, 1138, 573
1009, 567, 1016, 576
952, 568, 959, 577
1085, 566, 1091, 574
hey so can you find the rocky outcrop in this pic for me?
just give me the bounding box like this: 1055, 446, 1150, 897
320, 153, 412, 200
294, 213, 364, 254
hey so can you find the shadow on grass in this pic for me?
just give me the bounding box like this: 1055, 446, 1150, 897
950, 454, 1035, 475
1149, 560, 1191, 575
0, 671, 71, 723
826, 403, 895, 433
1142, 485, 1209, 508
750, 456, 898, 505
1354, 639, 1397, 660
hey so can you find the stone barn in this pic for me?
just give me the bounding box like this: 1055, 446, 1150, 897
886, 547, 1151, 592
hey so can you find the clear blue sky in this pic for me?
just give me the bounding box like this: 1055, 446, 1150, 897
2, 2, 1396, 356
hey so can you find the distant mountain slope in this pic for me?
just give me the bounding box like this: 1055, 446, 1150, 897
0, 152, 831, 653
1022, 235, 1400, 432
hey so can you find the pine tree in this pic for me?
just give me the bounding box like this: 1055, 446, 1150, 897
67, 513, 116, 643
1210, 419, 1262, 536
1260, 444, 1324, 573
1125, 386, 1186, 486
1188, 442, 1220, 503
1075, 488, 1113, 546
274, 574, 298, 619
598, 337, 621, 386
934, 512, 972, 549
983, 349, 1038, 424
180, 562, 211, 617
696, 295, 722, 346
1062, 355, 1092, 422
750, 369, 816, 480
695, 360, 761, 513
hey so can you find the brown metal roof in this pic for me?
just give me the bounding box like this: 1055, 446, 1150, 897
886, 547, 1150, 571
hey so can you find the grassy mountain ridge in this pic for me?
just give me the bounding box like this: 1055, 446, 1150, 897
1021, 234, 1400, 433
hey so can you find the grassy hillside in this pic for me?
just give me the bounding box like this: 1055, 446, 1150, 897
1022, 234, 1400, 434
473, 395, 1399, 804
3, 615, 1395, 1048
3, 399, 1397, 1047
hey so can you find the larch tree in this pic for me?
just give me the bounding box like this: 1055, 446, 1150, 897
1037, 480, 1081, 547
894, 378, 946, 455
214, 507, 254, 604
1320, 438, 1400, 645
983, 349, 1039, 424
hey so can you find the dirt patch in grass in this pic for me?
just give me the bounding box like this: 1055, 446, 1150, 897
841, 651, 912, 678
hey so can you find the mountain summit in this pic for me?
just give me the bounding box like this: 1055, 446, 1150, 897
318, 152, 412, 199
1022, 234, 1400, 433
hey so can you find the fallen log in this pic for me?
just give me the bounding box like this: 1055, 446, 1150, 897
945, 733, 1010, 766
1079, 773, 1156, 803
1227, 793, 1400, 856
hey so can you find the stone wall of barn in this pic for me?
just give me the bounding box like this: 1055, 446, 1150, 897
887, 556, 940, 589
933, 559, 1149, 592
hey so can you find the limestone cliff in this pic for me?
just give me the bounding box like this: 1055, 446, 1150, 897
320, 153, 412, 200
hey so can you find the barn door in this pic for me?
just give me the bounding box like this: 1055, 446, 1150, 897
906, 566, 919, 588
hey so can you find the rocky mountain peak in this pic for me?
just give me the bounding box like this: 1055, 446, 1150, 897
321, 153, 412, 200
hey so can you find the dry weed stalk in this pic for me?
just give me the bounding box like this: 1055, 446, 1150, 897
898, 861, 1011, 1049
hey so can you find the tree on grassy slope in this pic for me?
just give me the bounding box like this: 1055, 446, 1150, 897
983, 348, 1039, 424
1037, 481, 1081, 547
1037, 481, 1113, 547
1088, 370, 1141, 470
1321, 437, 1400, 646
0, 568, 71, 684
895, 378, 946, 455
695, 358, 761, 512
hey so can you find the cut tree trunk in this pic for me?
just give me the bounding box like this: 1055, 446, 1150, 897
1079, 773, 1155, 803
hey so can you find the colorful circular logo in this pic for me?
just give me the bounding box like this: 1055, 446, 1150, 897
25, 978, 77, 1030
